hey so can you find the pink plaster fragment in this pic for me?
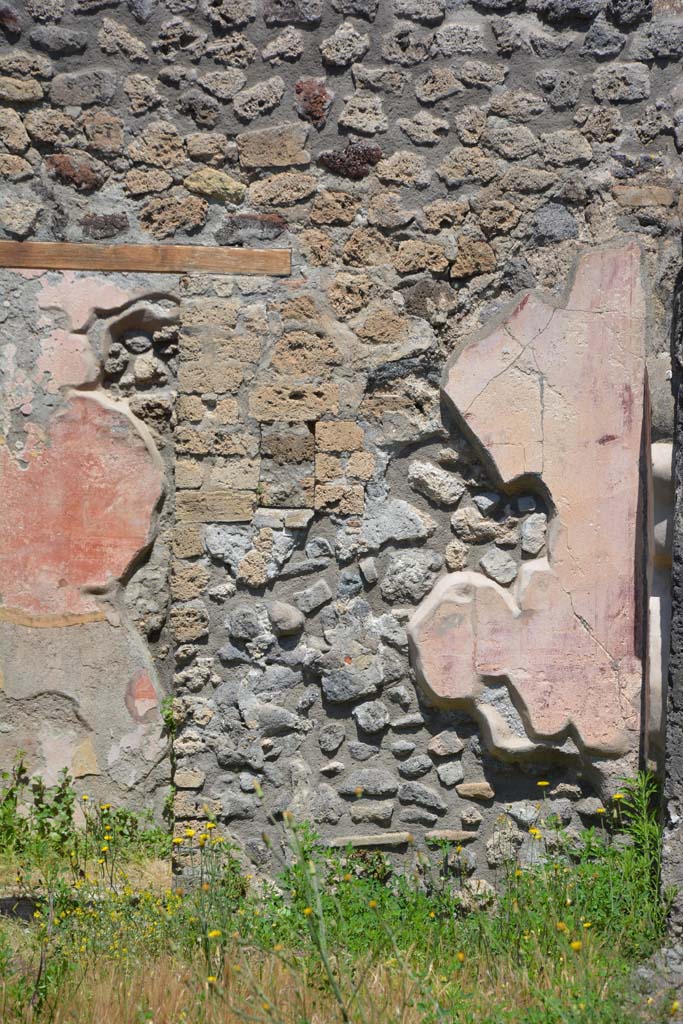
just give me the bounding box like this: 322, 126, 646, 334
0, 394, 164, 619
37, 272, 131, 332
125, 670, 159, 723
36, 329, 99, 393
408, 245, 647, 758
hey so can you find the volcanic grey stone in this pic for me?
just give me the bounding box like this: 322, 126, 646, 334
217, 641, 251, 665
479, 548, 518, 585
436, 761, 465, 787
339, 769, 399, 798
255, 665, 302, 695
408, 460, 466, 506
279, 558, 330, 581
128, 0, 156, 19
592, 63, 650, 103
321, 655, 383, 704
380, 550, 443, 603
234, 76, 285, 122
535, 69, 580, 110
264, 0, 323, 24
580, 17, 625, 57
338, 569, 363, 598
222, 793, 257, 821
400, 807, 438, 826
607, 0, 651, 27
348, 741, 379, 761
30, 26, 88, 54
532, 203, 578, 243
391, 740, 417, 757
313, 784, 345, 824
521, 513, 547, 555
320, 22, 369, 67
319, 723, 346, 755
398, 782, 447, 812
399, 755, 433, 778
293, 579, 333, 614
473, 492, 501, 515
351, 800, 394, 824
392, 712, 426, 729
529, 0, 604, 20
51, 69, 117, 107
631, 23, 683, 61
575, 797, 606, 817
337, 499, 435, 560
359, 557, 378, 584
229, 603, 265, 640
333, 0, 379, 17
506, 800, 540, 828
352, 700, 390, 733
427, 729, 465, 757
306, 538, 333, 559
268, 601, 305, 636
434, 20, 488, 56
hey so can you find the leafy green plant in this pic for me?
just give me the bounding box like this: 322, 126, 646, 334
0, 769, 674, 1024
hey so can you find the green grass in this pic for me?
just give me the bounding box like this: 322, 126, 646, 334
0, 767, 677, 1023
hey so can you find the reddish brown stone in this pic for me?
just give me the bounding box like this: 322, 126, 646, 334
46, 150, 108, 193
319, 140, 382, 180
295, 77, 334, 128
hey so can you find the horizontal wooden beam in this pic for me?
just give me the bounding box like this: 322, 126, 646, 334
0, 241, 291, 276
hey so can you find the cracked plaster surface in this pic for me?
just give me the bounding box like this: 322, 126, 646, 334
0, 270, 170, 801
408, 245, 647, 761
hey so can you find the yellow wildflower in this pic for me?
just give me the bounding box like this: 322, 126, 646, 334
207, 976, 217, 985
569, 940, 582, 952
537, 781, 550, 788
303, 907, 313, 916
208, 929, 221, 939
456, 951, 466, 963
368, 900, 378, 909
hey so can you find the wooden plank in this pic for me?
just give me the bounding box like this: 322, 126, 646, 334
0, 241, 291, 276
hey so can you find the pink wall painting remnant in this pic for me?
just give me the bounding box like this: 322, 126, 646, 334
0, 269, 170, 806
408, 245, 649, 784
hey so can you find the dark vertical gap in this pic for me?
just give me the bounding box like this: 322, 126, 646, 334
663, 266, 683, 931
638, 371, 652, 769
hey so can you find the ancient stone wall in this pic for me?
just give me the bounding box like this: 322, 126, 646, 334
1, 0, 683, 877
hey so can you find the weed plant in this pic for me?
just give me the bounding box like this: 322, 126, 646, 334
0, 765, 677, 1024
